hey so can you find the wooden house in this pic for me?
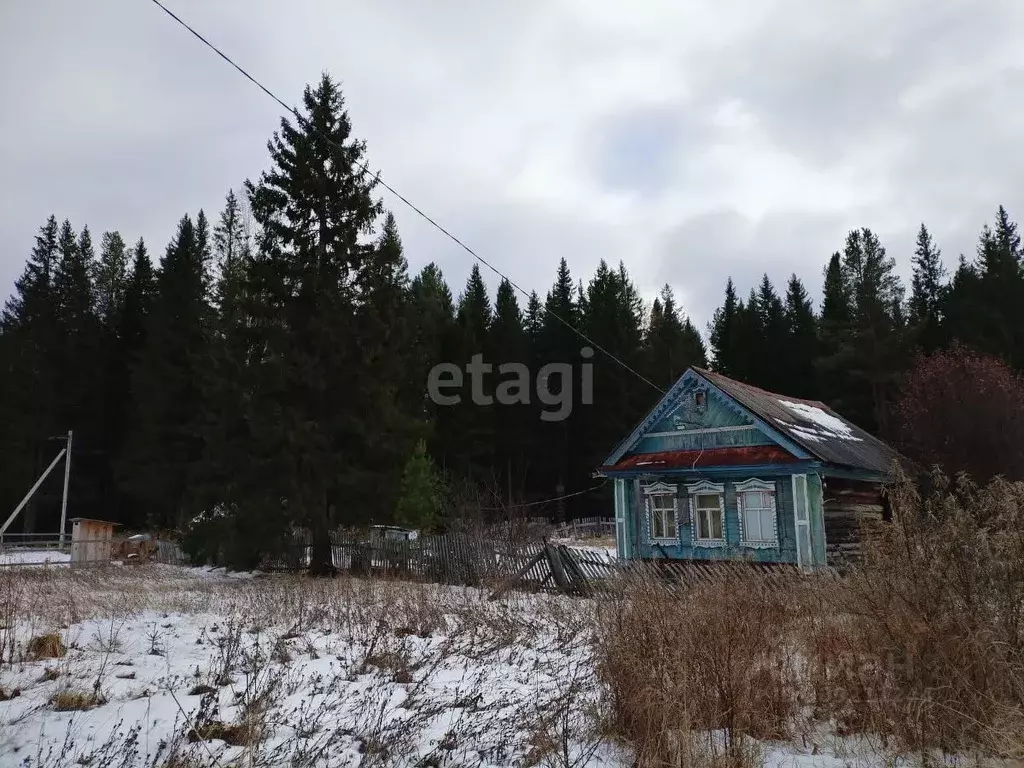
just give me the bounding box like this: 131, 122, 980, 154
598, 367, 901, 569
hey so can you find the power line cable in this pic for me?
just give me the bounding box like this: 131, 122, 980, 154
475, 479, 608, 511
147, 0, 664, 394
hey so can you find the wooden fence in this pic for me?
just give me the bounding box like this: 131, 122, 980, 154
551, 516, 615, 540
269, 526, 829, 598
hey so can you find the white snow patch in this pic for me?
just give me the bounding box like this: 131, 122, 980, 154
0, 548, 70, 567
777, 400, 863, 442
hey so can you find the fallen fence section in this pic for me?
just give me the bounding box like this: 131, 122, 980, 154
269, 528, 832, 597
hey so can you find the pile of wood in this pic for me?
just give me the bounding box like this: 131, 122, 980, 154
111, 534, 158, 564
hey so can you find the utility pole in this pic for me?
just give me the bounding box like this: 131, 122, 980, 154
59, 430, 72, 546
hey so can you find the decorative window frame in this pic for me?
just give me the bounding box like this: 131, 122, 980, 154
734, 478, 779, 549
685, 480, 726, 548
641, 482, 679, 544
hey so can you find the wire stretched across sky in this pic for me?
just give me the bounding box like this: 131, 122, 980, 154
147, 0, 664, 395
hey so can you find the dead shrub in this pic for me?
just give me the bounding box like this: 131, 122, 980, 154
26, 632, 66, 660
51, 689, 102, 711
187, 720, 256, 747
804, 469, 1024, 758
595, 566, 799, 766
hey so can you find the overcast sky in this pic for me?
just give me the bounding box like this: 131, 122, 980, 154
3, 0, 1024, 333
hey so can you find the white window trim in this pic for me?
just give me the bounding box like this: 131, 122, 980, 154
735, 479, 779, 549
642, 482, 679, 544
686, 480, 726, 548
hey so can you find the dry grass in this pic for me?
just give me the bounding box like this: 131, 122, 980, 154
50, 688, 103, 711
594, 469, 1024, 765
801, 469, 1024, 760
595, 568, 800, 767
26, 632, 66, 660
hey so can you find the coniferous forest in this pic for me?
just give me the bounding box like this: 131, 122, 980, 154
3, 74, 1024, 569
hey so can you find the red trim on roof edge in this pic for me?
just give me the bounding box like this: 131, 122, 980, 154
603, 445, 798, 472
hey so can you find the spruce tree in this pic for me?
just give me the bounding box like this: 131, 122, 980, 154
243, 74, 405, 573
94, 230, 131, 523
731, 289, 763, 385
538, 258, 580, 517
107, 240, 156, 528
49, 223, 100, 524
409, 263, 459, 474
453, 264, 495, 479
95, 231, 129, 330
754, 274, 788, 391
354, 210, 419, 519
644, 284, 706, 389
709, 278, 741, 376
579, 260, 645, 515
831, 228, 907, 434
120, 215, 212, 531
941, 254, 983, 353
490, 279, 530, 499
817, 251, 853, 407
782, 274, 818, 398
908, 223, 946, 353
394, 439, 441, 530
0, 216, 60, 531
976, 207, 1024, 366
524, 290, 543, 342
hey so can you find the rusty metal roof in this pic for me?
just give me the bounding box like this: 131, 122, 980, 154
694, 368, 900, 476
605, 445, 798, 472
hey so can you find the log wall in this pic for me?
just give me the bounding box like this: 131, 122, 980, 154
821, 477, 885, 565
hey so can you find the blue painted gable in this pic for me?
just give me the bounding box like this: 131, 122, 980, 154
602, 369, 811, 468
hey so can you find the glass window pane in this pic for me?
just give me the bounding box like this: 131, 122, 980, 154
711, 511, 724, 539
746, 511, 761, 540
696, 493, 718, 510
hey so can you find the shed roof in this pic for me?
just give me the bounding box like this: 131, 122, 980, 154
693, 368, 900, 476
69, 518, 120, 526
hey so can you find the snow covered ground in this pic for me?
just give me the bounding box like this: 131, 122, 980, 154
0, 564, 889, 767
0, 549, 70, 567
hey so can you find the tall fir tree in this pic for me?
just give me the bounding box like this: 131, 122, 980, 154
731, 289, 763, 385
95, 231, 129, 331
105, 240, 156, 527
817, 251, 853, 408
643, 284, 706, 389
537, 258, 580, 517
409, 263, 459, 464
49, 223, 101, 526
828, 228, 906, 434
782, 274, 818, 398
752, 274, 788, 392
974, 207, 1024, 366
242, 74, 408, 573
120, 215, 212, 532
453, 264, 495, 480
709, 278, 741, 376
0, 216, 61, 531
908, 223, 946, 353
579, 260, 646, 516
489, 279, 530, 501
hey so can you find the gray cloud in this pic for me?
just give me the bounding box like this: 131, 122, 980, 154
2, 0, 1023, 342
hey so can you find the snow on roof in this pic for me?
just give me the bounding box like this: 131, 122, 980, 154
776, 399, 863, 443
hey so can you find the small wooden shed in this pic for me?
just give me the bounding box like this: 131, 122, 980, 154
70, 518, 118, 566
